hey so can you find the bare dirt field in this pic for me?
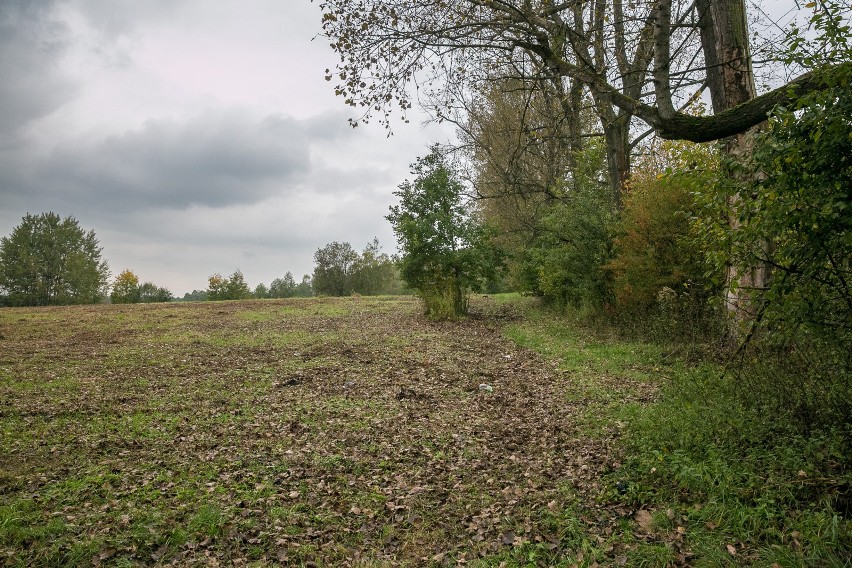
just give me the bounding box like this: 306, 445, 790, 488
1, 296, 653, 566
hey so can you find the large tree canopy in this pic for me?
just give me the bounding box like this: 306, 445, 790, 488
317, 0, 841, 139
0, 212, 110, 306
316, 0, 847, 207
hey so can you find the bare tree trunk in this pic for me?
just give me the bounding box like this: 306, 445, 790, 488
597, 114, 631, 210
698, 0, 766, 335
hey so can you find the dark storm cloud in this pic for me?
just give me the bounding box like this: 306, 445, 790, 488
28, 109, 352, 210
0, 1, 78, 137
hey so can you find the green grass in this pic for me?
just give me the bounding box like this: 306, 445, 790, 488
2, 295, 848, 566
614, 364, 852, 566
495, 300, 851, 567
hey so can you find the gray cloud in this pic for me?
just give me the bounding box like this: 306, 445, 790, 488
0, 2, 79, 137
3, 108, 357, 213
72, 0, 191, 35
0, 0, 454, 296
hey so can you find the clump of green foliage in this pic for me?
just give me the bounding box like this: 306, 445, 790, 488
512, 140, 617, 311
206, 269, 252, 301
730, 77, 852, 428
387, 146, 502, 318
266, 272, 313, 298
0, 212, 110, 306
111, 269, 173, 304
607, 138, 721, 341
312, 238, 401, 297
533, 180, 616, 310
111, 269, 142, 304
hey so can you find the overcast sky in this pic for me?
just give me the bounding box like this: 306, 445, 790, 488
0, 1, 808, 297
0, 0, 454, 296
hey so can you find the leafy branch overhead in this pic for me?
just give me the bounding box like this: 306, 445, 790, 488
315, 0, 845, 141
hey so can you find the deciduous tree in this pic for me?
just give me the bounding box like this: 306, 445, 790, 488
207, 273, 228, 301
0, 212, 109, 306
111, 269, 141, 304
317, 0, 849, 331
181, 289, 208, 302
387, 146, 502, 318
270, 272, 297, 298
206, 270, 251, 301
138, 282, 173, 303
254, 283, 269, 299
295, 274, 313, 297
351, 238, 400, 295
312, 242, 359, 296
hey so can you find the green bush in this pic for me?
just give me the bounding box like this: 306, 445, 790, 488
534, 180, 616, 310
387, 146, 503, 319
603, 140, 723, 345
512, 176, 615, 311
607, 140, 719, 325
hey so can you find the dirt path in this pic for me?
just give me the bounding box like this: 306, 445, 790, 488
1, 296, 632, 566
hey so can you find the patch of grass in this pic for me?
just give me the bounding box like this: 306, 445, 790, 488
501, 298, 851, 566
0, 500, 66, 547
615, 361, 852, 566
505, 307, 663, 377
504, 303, 661, 437
469, 497, 601, 567
188, 503, 226, 537
275, 299, 353, 317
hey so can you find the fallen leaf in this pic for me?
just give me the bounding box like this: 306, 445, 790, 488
635, 509, 654, 533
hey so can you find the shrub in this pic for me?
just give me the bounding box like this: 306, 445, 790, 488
387, 146, 503, 318
607, 139, 720, 338
533, 181, 616, 310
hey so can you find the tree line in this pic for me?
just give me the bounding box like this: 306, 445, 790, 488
198, 239, 403, 301
192, 270, 313, 302
0, 213, 403, 306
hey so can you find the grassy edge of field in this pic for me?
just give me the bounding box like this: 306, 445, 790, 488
488, 294, 851, 567
2, 294, 849, 567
